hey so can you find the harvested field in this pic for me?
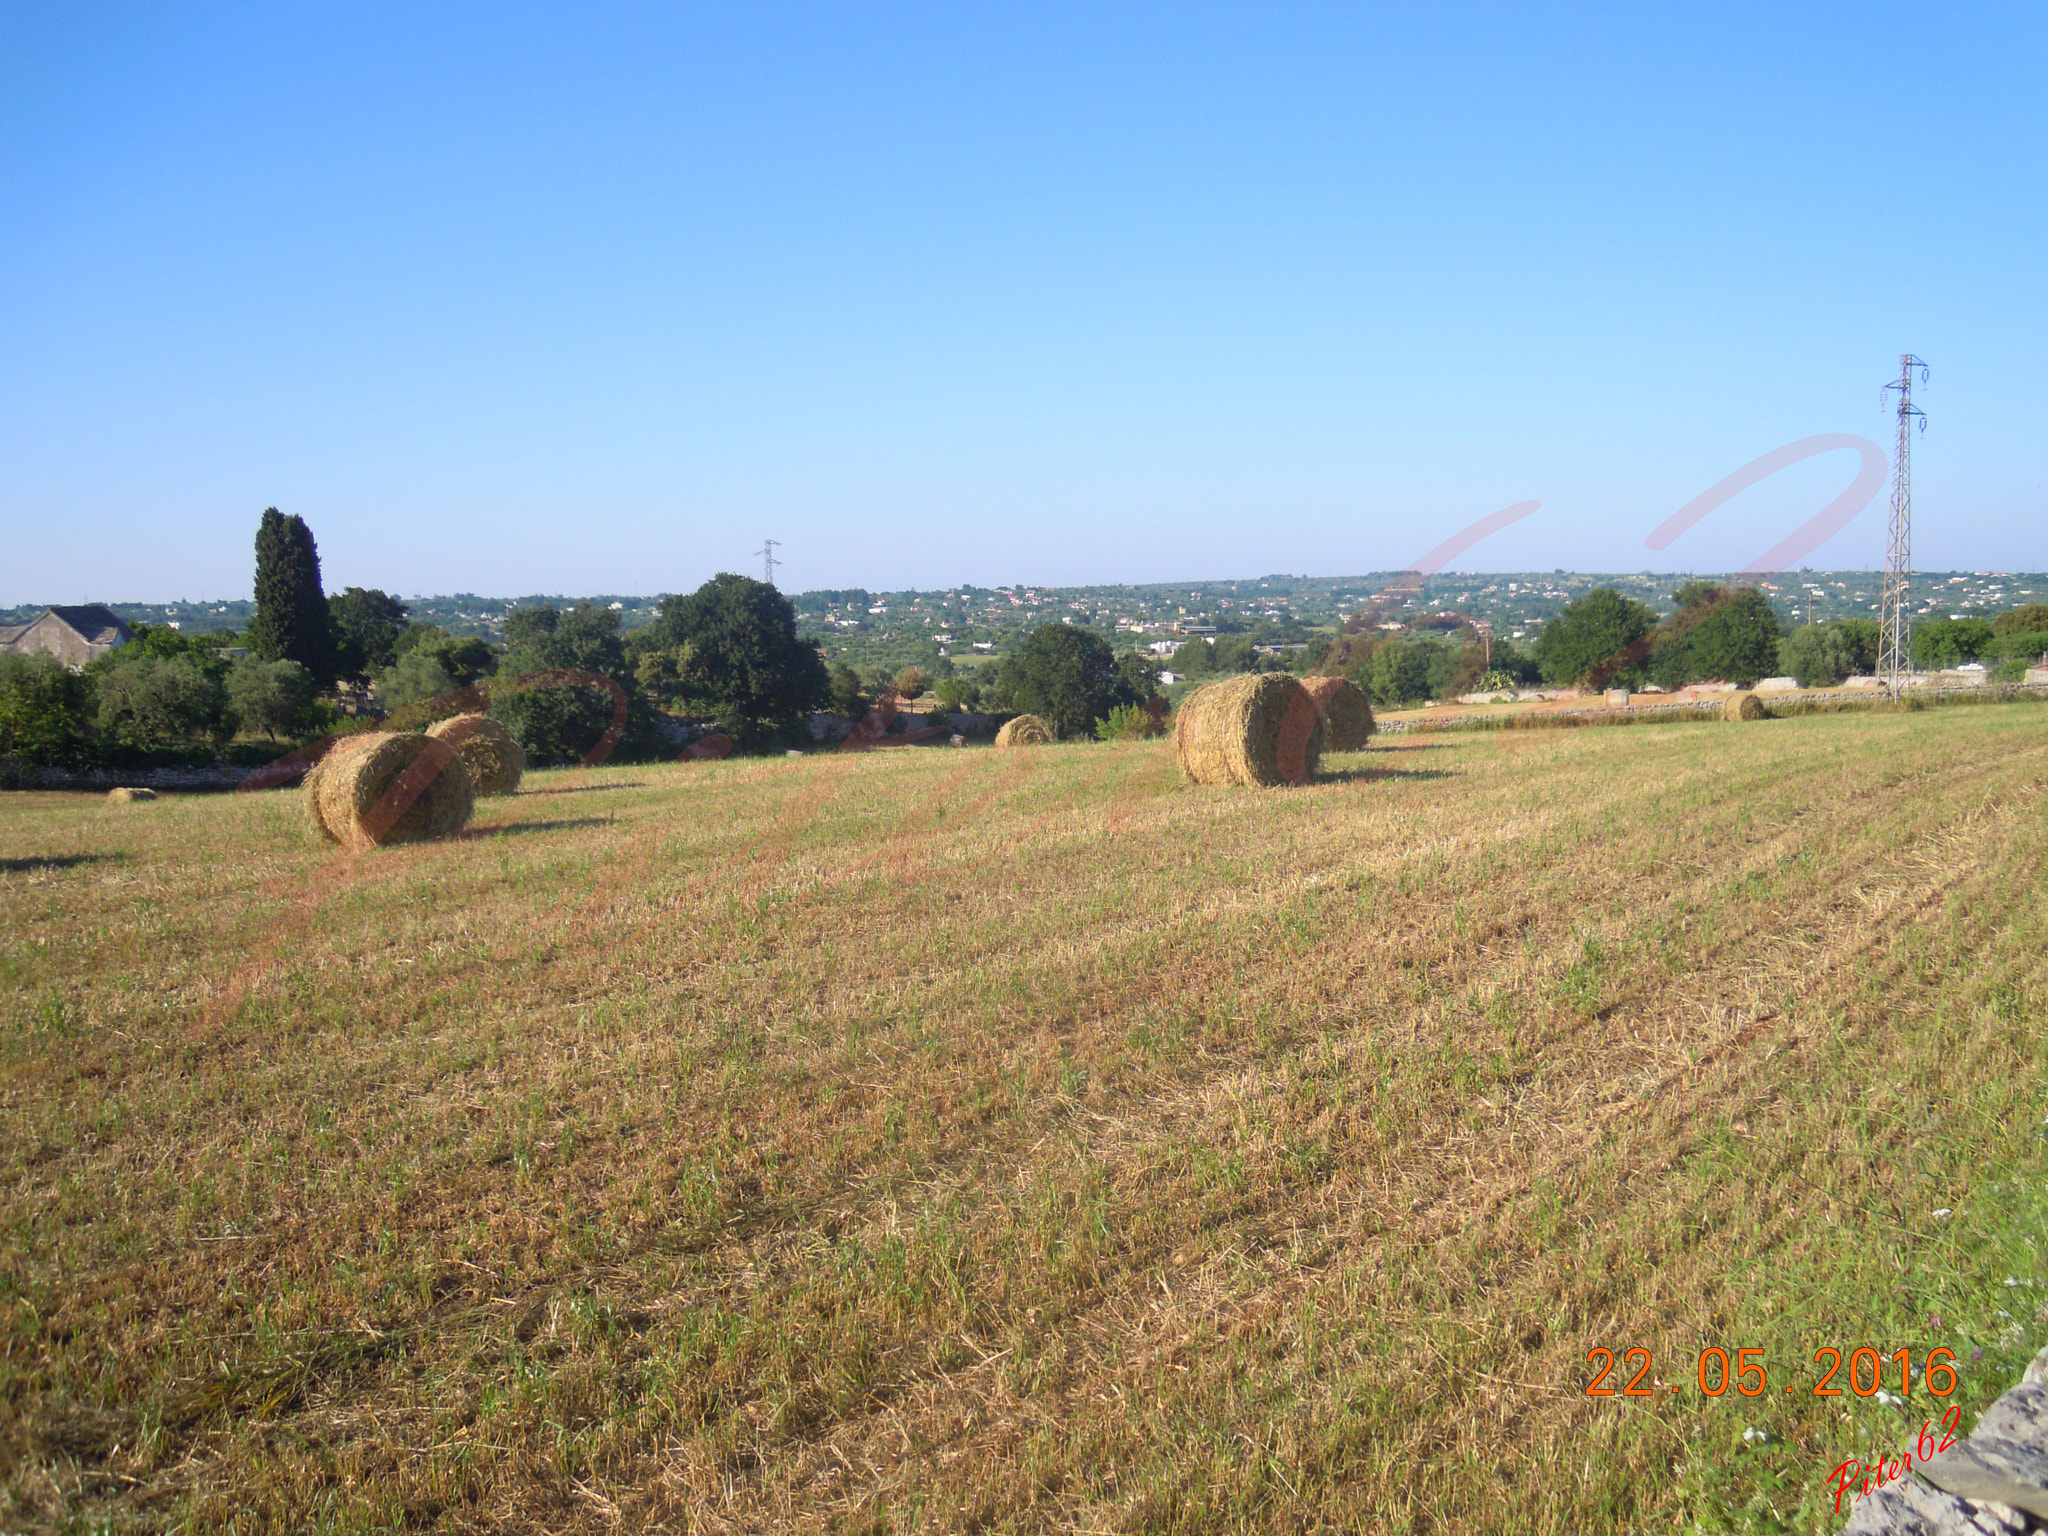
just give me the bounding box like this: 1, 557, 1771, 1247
4, 708, 2048, 1532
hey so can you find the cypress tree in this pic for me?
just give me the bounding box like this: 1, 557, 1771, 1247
249, 507, 332, 681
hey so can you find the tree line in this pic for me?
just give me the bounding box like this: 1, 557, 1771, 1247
2, 510, 1178, 774
1313, 585, 2048, 705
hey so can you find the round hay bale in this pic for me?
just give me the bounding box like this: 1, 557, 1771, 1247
301, 733, 385, 843
301, 733, 385, 842
426, 713, 524, 796
1723, 692, 1769, 722
1175, 673, 1324, 787
313, 732, 475, 848
995, 714, 1054, 748
105, 786, 157, 804
1301, 676, 1376, 751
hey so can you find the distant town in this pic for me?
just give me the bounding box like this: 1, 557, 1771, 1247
10, 568, 2039, 677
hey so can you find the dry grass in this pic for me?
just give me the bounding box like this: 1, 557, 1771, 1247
4, 708, 2048, 1533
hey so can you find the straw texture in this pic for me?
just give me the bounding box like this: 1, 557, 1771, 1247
104, 786, 157, 804
1175, 674, 1324, 787
302, 734, 383, 843
426, 714, 525, 796
1723, 692, 1769, 722
1301, 676, 1376, 751
307, 732, 475, 847
995, 714, 1054, 748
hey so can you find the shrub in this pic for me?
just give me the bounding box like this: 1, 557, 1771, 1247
1366, 640, 1433, 706
226, 657, 317, 741
1094, 703, 1166, 742
1992, 604, 2048, 637
1779, 619, 1879, 688
0, 653, 92, 768
1911, 616, 1996, 669
91, 653, 231, 748
894, 667, 928, 699
1987, 630, 2048, 662
933, 675, 983, 711
827, 663, 870, 718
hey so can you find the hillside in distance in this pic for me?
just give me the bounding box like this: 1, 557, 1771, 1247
17, 570, 2041, 676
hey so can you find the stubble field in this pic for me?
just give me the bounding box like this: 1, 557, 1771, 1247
4, 704, 2047, 1533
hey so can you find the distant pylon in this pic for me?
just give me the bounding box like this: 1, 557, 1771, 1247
754, 539, 782, 586
1877, 356, 1927, 691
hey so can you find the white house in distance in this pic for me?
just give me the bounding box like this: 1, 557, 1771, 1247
0, 605, 132, 667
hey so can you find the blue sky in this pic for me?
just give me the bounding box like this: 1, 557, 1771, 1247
3, 3, 2043, 605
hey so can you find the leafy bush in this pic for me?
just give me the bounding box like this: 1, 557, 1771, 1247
225, 657, 317, 741
1912, 616, 1995, 668
0, 653, 93, 768
1779, 619, 1880, 688
90, 653, 231, 748
1094, 703, 1167, 742
933, 675, 983, 711
827, 662, 870, 719
1987, 630, 2048, 662
893, 666, 928, 699
1366, 640, 1433, 706
1993, 604, 2048, 637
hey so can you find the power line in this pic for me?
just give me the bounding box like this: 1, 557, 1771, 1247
753, 539, 782, 587
1878, 356, 1928, 691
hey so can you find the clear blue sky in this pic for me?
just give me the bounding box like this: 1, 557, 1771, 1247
3, 3, 2043, 606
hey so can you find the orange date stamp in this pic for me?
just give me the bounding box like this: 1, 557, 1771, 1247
1584, 1345, 1959, 1399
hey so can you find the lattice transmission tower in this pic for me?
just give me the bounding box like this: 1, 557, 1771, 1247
1878, 356, 1928, 691
753, 539, 782, 586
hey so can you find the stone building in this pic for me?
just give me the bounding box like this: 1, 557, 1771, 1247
0, 605, 132, 667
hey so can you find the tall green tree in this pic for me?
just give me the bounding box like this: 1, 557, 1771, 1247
1648, 584, 1783, 688
631, 574, 830, 743
996, 624, 1138, 738
1534, 588, 1657, 687
248, 508, 332, 682
494, 603, 644, 763
328, 587, 410, 681
1366, 639, 1433, 706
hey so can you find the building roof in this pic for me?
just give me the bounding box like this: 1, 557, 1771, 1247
42, 604, 130, 645
0, 624, 25, 647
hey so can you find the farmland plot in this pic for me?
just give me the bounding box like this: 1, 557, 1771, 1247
3, 706, 2047, 1533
